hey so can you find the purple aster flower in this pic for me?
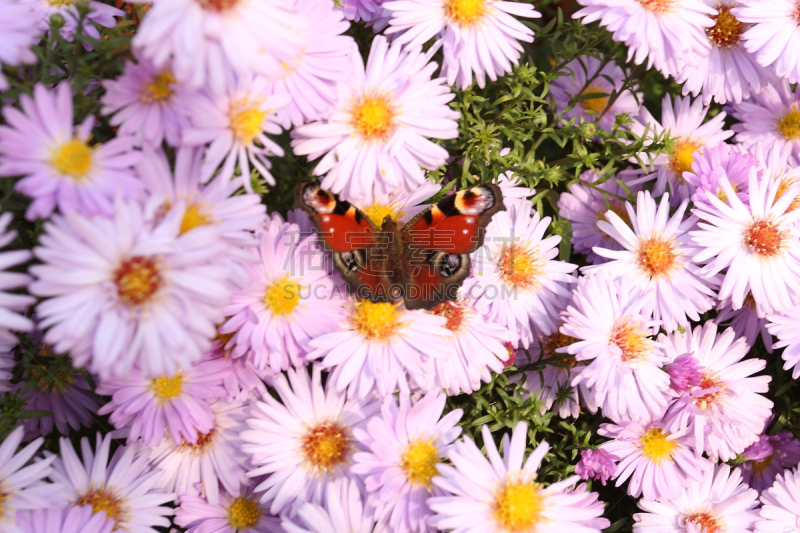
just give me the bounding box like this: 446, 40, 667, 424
383, 0, 541, 89
734, 0, 800, 84
575, 449, 618, 486
0, 0, 39, 91
0, 211, 34, 343
716, 294, 773, 352
0, 82, 143, 219
683, 142, 754, 208
32, 0, 123, 42
756, 467, 800, 533
729, 81, 800, 162
742, 431, 800, 493
15, 505, 115, 533
175, 485, 283, 533
666, 353, 705, 393
282, 479, 387, 533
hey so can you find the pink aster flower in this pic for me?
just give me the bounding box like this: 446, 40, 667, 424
558, 169, 642, 264
683, 142, 754, 208
383, 0, 540, 89
463, 201, 578, 348
220, 214, 347, 374
291, 36, 459, 204
15, 505, 115, 533
598, 416, 711, 501
0, 211, 34, 343
97, 358, 231, 446
729, 81, 800, 161
0, 0, 39, 91
575, 449, 617, 486
16, 367, 99, 438
101, 59, 191, 147
282, 479, 387, 533
631, 94, 733, 205
551, 55, 641, 131
560, 272, 670, 423
351, 391, 463, 533
29, 198, 233, 380
766, 305, 800, 378
741, 431, 800, 493
132, 0, 303, 91
0, 82, 143, 219
428, 422, 610, 533
734, 0, 800, 84
677, 0, 776, 105
48, 433, 174, 533
633, 464, 760, 533
573, 0, 715, 78
690, 170, 800, 316
665, 353, 704, 393
33, 0, 123, 41
182, 76, 288, 188
0, 426, 61, 533
587, 190, 718, 331
756, 467, 800, 533
659, 322, 773, 461
241, 366, 380, 515
176, 485, 283, 533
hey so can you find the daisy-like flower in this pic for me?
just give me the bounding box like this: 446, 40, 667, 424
282, 479, 387, 533
0, 82, 143, 220
0, 0, 39, 91
241, 366, 380, 514
48, 433, 174, 533
766, 305, 800, 378
690, 170, 800, 316
383, 0, 540, 89
132, 0, 303, 91
631, 94, 733, 205
182, 76, 288, 188
15, 505, 115, 533
97, 358, 231, 446
427, 299, 513, 395
33, 0, 123, 41
741, 431, 800, 493
463, 201, 578, 349
175, 485, 283, 533
598, 417, 711, 500
729, 81, 800, 161
683, 142, 753, 208
756, 467, 800, 533
428, 422, 609, 533
677, 0, 776, 105
575, 449, 617, 486
560, 272, 670, 423
0, 211, 34, 343
101, 60, 191, 147
220, 214, 347, 373
659, 322, 773, 460
734, 1, 800, 84
633, 464, 759, 533
291, 36, 459, 204
587, 190, 718, 331
573, 0, 715, 78
147, 398, 251, 505
29, 198, 233, 379
0, 426, 61, 533
351, 391, 463, 533
551, 56, 641, 132
558, 169, 641, 264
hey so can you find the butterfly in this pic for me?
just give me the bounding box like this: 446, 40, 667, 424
294, 181, 506, 310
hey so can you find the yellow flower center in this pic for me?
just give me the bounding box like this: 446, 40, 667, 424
638, 235, 677, 278
301, 420, 352, 473
686, 512, 722, 533
597, 201, 631, 226
637, 0, 674, 13
706, 4, 745, 48
430, 300, 467, 331
542, 330, 578, 368
351, 301, 403, 340
669, 140, 700, 177
499, 244, 544, 290
751, 453, 773, 475
76, 488, 126, 525
611, 318, 651, 362
47, 0, 75, 5
264, 277, 302, 316
114, 256, 162, 307
744, 219, 787, 257
230, 103, 266, 145
142, 71, 176, 103
640, 428, 675, 464
51, 138, 92, 179
180, 202, 213, 235
444, 0, 487, 26
227, 497, 261, 530
150, 374, 183, 400
363, 202, 403, 225
777, 109, 800, 141
492, 479, 545, 533
580, 83, 609, 116
401, 438, 440, 489
775, 175, 800, 213
352, 95, 396, 141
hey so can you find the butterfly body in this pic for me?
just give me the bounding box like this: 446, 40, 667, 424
295, 182, 505, 310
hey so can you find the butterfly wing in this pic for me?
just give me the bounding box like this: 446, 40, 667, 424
400, 184, 506, 310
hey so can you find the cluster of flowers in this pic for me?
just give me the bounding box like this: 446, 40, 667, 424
0, 0, 800, 532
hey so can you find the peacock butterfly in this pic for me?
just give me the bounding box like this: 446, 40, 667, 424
294, 181, 506, 310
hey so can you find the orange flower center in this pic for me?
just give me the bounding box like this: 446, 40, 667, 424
638, 235, 677, 278
301, 421, 352, 473
744, 219, 787, 257
706, 4, 745, 48
197, 0, 239, 11
638, 0, 674, 13
431, 300, 467, 331
685, 512, 722, 533
611, 318, 651, 362
499, 244, 544, 290
694, 375, 724, 410
114, 256, 162, 307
